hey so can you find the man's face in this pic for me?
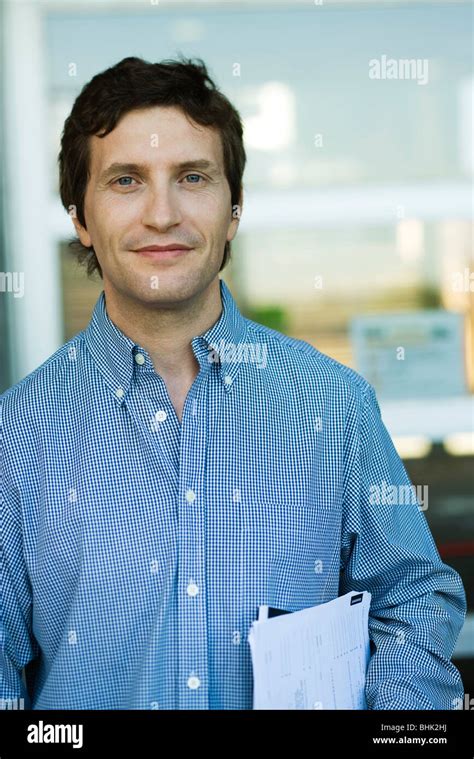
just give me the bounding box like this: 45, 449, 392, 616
73, 105, 241, 306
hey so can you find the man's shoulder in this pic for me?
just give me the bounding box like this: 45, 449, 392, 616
244, 317, 373, 399
0, 331, 87, 421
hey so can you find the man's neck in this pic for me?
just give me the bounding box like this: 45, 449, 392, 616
103, 278, 223, 381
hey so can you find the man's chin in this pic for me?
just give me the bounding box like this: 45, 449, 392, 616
125, 277, 205, 308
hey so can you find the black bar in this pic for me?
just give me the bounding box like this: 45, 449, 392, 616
0, 709, 471, 756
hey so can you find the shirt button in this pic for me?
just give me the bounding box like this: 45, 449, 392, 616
185, 489, 196, 503
115, 387, 124, 398
187, 675, 200, 690
155, 409, 167, 422
187, 582, 199, 597
134, 353, 145, 365
224, 375, 233, 386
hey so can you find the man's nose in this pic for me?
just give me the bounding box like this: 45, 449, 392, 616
141, 184, 182, 229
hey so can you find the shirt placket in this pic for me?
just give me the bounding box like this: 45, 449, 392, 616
176, 360, 212, 708
133, 367, 181, 478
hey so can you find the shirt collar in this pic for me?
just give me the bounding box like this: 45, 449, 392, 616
84, 278, 249, 405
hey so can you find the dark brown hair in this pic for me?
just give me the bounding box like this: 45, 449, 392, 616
58, 55, 246, 278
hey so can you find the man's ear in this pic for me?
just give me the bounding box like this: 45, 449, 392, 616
237, 187, 243, 216
70, 206, 92, 248
227, 187, 243, 243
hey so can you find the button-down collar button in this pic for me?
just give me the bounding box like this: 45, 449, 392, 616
115, 387, 124, 398
134, 353, 145, 365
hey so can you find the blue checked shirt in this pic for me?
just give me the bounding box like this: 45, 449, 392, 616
1, 278, 466, 710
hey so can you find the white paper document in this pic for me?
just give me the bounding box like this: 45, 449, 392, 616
248, 591, 371, 710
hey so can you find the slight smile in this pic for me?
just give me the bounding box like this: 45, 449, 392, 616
133, 247, 193, 260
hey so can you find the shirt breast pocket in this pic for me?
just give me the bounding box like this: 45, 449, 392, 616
238, 501, 333, 613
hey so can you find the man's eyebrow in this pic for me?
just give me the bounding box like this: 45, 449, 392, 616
98, 159, 221, 183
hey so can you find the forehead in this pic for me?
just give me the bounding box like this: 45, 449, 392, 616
88, 105, 224, 173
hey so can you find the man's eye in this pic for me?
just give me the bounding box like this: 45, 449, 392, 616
183, 174, 205, 184
115, 176, 136, 187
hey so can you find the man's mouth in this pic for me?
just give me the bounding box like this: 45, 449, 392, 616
133, 246, 193, 260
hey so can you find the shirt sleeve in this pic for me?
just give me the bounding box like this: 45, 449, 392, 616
1, 400, 38, 709
339, 383, 467, 710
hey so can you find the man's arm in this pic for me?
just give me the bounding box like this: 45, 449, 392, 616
1, 400, 38, 709
340, 383, 466, 710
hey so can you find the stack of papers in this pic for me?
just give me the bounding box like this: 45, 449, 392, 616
248, 591, 371, 709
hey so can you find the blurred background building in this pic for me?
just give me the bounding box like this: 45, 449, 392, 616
1, 0, 473, 697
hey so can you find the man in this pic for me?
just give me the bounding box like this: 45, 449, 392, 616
0, 56, 466, 710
